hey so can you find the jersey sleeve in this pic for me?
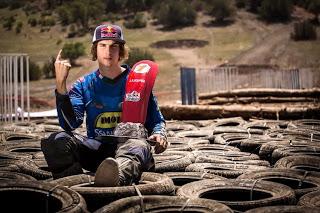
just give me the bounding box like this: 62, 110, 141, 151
55, 81, 85, 131
144, 92, 167, 139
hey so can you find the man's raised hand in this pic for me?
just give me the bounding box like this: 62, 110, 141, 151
55, 49, 71, 94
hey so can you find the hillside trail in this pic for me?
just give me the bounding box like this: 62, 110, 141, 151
229, 7, 312, 65
229, 24, 292, 64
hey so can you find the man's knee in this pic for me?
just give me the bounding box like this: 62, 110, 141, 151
117, 139, 153, 167
41, 132, 73, 153
41, 131, 77, 164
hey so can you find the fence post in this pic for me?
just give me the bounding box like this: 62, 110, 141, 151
180, 67, 197, 105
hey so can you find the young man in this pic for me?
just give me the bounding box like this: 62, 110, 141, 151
41, 24, 168, 186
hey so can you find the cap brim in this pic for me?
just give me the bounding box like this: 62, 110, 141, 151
93, 38, 125, 44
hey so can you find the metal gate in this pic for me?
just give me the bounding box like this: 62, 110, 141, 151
0, 54, 30, 123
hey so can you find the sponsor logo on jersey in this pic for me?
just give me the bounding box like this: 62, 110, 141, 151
129, 78, 145, 83
133, 63, 150, 74
125, 91, 140, 102
95, 112, 121, 128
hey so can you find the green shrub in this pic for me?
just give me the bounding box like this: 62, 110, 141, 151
205, 0, 236, 23
28, 17, 37, 27
29, 61, 42, 81
40, 17, 56, 27
247, 0, 263, 13
307, 0, 320, 23
62, 42, 86, 65
152, 0, 196, 28
125, 48, 155, 68
259, 0, 292, 22
3, 16, 16, 31
291, 20, 317, 41
23, 3, 39, 16
9, 0, 25, 10
56, 5, 72, 26
235, 0, 246, 8
43, 56, 56, 79
124, 12, 147, 29
15, 21, 22, 34
0, 0, 9, 9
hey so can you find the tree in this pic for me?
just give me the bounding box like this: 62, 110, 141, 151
62, 42, 85, 65
152, 0, 196, 28
125, 48, 154, 68
307, 0, 320, 23
259, 0, 292, 22
205, 0, 236, 23
29, 61, 43, 81
56, 0, 103, 28
124, 12, 147, 29
42, 56, 56, 79
15, 21, 23, 34
247, 0, 263, 13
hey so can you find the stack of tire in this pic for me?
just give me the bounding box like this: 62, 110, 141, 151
0, 117, 319, 212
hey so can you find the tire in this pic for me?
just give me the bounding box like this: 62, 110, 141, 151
245, 205, 320, 213
0, 131, 40, 142
0, 150, 33, 160
175, 130, 213, 139
94, 195, 233, 213
191, 144, 240, 152
166, 138, 210, 151
52, 172, 175, 212
213, 133, 254, 147
0, 180, 88, 212
154, 151, 194, 172
185, 163, 268, 178
298, 190, 320, 207
259, 140, 314, 162
49, 174, 95, 187
213, 127, 264, 136
0, 158, 52, 180
0, 141, 42, 160
271, 146, 320, 164
211, 117, 246, 127
196, 156, 270, 167
266, 129, 320, 143
165, 122, 198, 132
177, 179, 296, 212
0, 159, 24, 172
274, 155, 320, 173
192, 150, 261, 162
288, 119, 320, 131
238, 168, 320, 198
164, 171, 226, 193
0, 171, 37, 181
239, 137, 272, 154
242, 120, 281, 131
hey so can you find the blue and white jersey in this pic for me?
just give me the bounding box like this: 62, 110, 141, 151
56, 65, 166, 139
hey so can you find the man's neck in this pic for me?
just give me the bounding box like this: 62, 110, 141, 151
99, 65, 124, 79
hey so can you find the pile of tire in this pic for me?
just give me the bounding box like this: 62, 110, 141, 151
0, 117, 320, 212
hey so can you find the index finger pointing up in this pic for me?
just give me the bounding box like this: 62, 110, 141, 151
56, 49, 62, 62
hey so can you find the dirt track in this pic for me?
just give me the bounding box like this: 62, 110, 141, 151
230, 24, 292, 65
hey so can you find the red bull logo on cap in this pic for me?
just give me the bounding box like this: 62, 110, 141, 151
101, 26, 117, 38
